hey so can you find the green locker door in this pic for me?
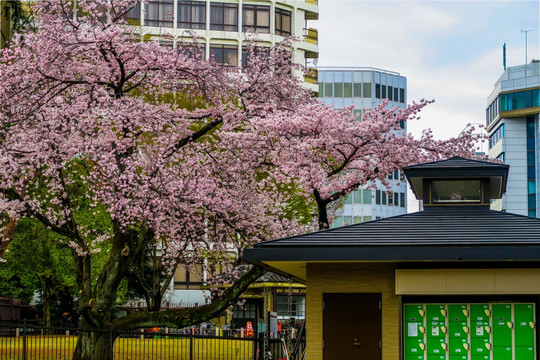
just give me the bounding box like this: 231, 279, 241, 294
493, 346, 512, 360
405, 355, 424, 360
405, 338, 425, 355
492, 304, 512, 347
449, 355, 468, 360
426, 338, 446, 356
448, 321, 468, 339
405, 304, 425, 322
514, 303, 535, 347
448, 304, 468, 322
471, 355, 489, 360
427, 356, 445, 360
470, 304, 490, 323
427, 320, 446, 339
470, 337, 490, 356
426, 304, 447, 323
515, 346, 534, 360
448, 337, 468, 356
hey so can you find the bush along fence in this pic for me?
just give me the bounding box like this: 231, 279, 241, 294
0, 321, 305, 360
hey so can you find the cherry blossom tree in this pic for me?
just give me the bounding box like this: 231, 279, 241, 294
0, 0, 484, 358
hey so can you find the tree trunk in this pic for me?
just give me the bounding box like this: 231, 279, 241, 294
72, 328, 115, 360
42, 279, 52, 329
313, 189, 330, 230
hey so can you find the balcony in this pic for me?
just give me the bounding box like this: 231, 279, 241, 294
304, 28, 318, 45
304, 68, 318, 85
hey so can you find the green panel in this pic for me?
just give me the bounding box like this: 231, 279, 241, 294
426, 338, 446, 356
426, 304, 447, 322
427, 356, 445, 360
405, 338, 425, 355
449, 321, 469, 338
471, 355, 490, 360
405, 304, 425, 322
448, 337, 468, 355
492, 304, 512, 347
405, 355, 424, 360
470, 337, 490, 355
448, 304, 468, 322
493, 346, 512, 360
470, 321, 490, 339
515, 304, 535, 347
406, 321, 425, 339
427, 321, 446, 339
515, 346, 534, 360
470, 304, 490, 322
449, 356, 468, 360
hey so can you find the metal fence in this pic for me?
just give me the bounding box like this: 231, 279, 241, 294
0, 321, 304, 360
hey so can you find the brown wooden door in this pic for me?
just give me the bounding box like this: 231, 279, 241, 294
323, 293, 382, 360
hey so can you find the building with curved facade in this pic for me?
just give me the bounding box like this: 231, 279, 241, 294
317, 67, 408, 225
487, 60, 540, 217
126, 0, 319, 90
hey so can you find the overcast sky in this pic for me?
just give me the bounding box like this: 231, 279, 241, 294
316, 0, 540, 153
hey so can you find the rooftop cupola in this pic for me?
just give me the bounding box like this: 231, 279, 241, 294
402, 156, 509, 209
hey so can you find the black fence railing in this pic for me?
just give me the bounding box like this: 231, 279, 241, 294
0, 321, 305, 360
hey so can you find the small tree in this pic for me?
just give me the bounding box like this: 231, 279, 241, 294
0, 1, 483, 359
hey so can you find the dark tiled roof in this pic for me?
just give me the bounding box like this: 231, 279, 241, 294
403, 156, 507, 171
244, 208, 540, 262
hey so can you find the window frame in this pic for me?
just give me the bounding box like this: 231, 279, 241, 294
275, 7, 291, 36
145, 0, 174, 28
242, 4, 270, 33
177, 0, 206, 30
210, 2, 238, 31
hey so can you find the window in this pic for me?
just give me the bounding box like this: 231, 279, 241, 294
124, 2, 141, 25
382, 191, 386, 205
275, 8, 291, 36
394, 87, 398, 102
400, 88, 405, 103
178, 42, 206, 60
375, 84, 381, 99
527, 116, 536, 217
210, 44, 238, 66
145, 0, 173, 27
178, 1, 206, 29
388, 86, 393, 101
318, 83, 324, 96
362, 189, 372, 204
174, 263, 204, 289
325, 83, 333, 97
353, 83, 362, 97
363, 83, 371, 98
276, 295, 305, 320
334, 83, 343, 97
242, 5, 270, 33
431, 180, 481, 203
241, 45, 269, 67
362, 216, 372, 222
489, 124, 505, 149
210, 2, 238, 31
381, 85, 386, 99
400, 192, 405, 208
344, 83, 353, 98
344, 192, 353, 204
376, 190, 381, 205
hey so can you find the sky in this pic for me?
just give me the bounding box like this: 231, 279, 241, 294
316, 0, 540, 153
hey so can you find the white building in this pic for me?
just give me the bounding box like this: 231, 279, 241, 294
126, 0, 319, 91
487, 60, 540, 217
317, 67, 408, 225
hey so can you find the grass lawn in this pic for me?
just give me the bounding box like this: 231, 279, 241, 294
0, 335, 256, 360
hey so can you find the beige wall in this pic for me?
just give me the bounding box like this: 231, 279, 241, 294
306, 263, 400, 360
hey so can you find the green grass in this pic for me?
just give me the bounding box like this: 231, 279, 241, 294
0, 335, 256, 360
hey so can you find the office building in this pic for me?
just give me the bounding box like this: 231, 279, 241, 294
487, 60, 540, 216
126, 0, 319, 91
317, 67, 408, 225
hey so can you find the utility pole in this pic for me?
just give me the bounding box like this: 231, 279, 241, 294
520, 29, 536, 64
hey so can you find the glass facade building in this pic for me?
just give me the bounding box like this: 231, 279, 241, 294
487, 61, 540, 217
317, 67, 408, 226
